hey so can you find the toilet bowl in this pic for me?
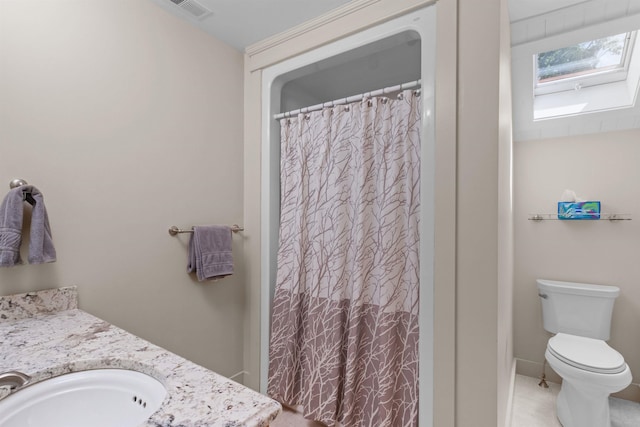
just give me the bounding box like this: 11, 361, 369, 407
545, 333, 631, 427
537, 279, 632, 427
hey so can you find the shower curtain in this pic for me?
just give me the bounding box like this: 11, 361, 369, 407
268, 90, 421, 427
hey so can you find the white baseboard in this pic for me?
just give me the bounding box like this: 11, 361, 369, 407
228, 370, 249, 385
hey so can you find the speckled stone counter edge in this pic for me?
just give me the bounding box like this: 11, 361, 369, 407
0, 286, 77, 321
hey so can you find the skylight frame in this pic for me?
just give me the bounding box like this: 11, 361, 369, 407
533, 31, 637, 96
511, 10, 640, 142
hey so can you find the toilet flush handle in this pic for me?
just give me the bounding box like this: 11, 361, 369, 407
538, 293, 548, 299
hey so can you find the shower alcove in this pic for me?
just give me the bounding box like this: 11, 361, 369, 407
259, 5, 436, 426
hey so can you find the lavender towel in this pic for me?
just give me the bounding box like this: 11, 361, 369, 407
0, 185, 56, 267
187, 225, 233, 281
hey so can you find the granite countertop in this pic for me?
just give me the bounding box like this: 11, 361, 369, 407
0, 287, 281, 427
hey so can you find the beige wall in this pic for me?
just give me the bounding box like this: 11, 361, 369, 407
0, 0, 246, 379
456, 0, 511, 425
514, 128, 640, 401
433, 0, 458, 424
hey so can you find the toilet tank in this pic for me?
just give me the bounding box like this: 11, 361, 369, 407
537, 279, 620, 340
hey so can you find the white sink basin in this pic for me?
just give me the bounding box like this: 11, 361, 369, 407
0, 369, 167, 427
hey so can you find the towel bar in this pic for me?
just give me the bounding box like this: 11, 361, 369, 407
168, 225, 244, 236
9, 179, 28, 189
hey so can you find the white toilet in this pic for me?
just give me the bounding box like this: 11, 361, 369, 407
537, 279, 632, 427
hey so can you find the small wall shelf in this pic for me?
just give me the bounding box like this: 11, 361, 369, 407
528, 214, 632, 221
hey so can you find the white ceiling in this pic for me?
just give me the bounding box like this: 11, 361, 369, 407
148, 0, 591, 50
148, 0, 353, 50
508, 0, 588, 22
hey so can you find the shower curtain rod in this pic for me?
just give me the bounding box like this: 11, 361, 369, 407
273, 79, 421, 120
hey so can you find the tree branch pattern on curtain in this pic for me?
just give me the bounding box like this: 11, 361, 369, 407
268, 90, 421, 427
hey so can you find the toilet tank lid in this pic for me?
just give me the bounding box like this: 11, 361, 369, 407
537, 279, 620, 298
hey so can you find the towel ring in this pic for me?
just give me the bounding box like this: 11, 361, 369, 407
9, 179, 28, 189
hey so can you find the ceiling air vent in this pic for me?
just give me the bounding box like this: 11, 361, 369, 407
168, 0, 212, 19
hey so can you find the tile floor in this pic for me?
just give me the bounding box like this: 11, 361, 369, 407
269, 374, 640, 426
270, 405, 326, 427
510, 374, 640, 427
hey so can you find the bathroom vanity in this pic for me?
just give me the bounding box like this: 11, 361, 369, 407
0, 287, 281, 426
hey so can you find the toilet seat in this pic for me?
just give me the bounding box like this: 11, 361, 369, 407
548, 333, 626, 374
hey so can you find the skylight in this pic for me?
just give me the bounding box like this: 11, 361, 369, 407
534, 32, 636, 96
510, 9, 640, 141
